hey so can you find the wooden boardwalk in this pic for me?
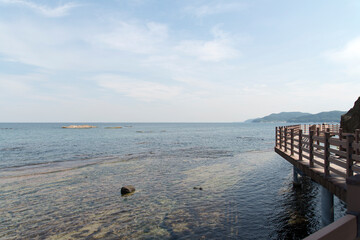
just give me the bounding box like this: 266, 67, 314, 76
275, 124, 360, 202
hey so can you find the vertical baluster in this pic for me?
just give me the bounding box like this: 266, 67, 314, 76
356, 129, 360, 156
317, 127, 320, 147
309, 128, 314, 167
346, 135, 354, 177
339, 128, 344, 152
324, 131, 330, 177
299, 129, 303, 161
291, 128, 294, 155
284, 127, 287, 152
279, 127, 282, 150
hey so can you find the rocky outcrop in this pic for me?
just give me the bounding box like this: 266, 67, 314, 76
62, 125, 97, 129
341, 97, 360, 133
121, 185, 135, 195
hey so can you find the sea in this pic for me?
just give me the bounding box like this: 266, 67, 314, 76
0, 123, 346, 239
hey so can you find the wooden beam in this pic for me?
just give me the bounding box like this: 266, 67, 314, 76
304, 215, 357, 240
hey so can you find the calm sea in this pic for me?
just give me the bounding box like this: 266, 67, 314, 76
0, 123, 346, 239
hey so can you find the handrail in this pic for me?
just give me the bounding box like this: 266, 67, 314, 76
275, 124, 360, 177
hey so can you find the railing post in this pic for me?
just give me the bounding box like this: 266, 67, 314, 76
339, 128, 344, 152
356, 129, 360, 156
346, 134, 354, 177
284, 127, 288, 152
279, 127, 282, 150
299, 129, 303, 161
291, 128, 294, 155
275, 127, 278, 147
309, 129, 314, 167
324, 131, 330, 177
317, 127, 320, 146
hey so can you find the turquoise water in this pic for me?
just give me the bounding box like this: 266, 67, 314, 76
0, 123, 346, 239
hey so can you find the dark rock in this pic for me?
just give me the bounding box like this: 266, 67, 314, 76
341, 97, 360, 133
121, 185, 135, 195
193, 187, 198, 190
199, 187, 203, 190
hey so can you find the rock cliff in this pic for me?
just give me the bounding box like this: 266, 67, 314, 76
340, 97, 360, 133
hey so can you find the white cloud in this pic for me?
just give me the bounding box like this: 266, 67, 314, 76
0, 21, 90, 70
175, 27, 240, 62
93, 21, 168, 54
96, 75, 182, 102
327, 37, 360, 76
0, 0, 79, 17
185, 2, 245, 17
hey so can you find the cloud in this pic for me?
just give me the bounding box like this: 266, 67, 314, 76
93, 21, 168, 54
0, 21, 90, 70
185, 2, 245, 17
96, 75, 182, 101
0, 0, 78, 17
175, 26, 240, 62
327, 37, 360, 75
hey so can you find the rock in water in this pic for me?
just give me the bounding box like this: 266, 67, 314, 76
341, 97, 360, 133
121, 185, 135, 195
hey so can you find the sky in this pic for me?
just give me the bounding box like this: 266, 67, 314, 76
0, 0, 360, 122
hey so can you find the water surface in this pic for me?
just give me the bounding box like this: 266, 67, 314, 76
0, 123, 346, 239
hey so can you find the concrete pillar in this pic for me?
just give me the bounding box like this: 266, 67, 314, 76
293, 166, 301, 187
321, 185, 334, 227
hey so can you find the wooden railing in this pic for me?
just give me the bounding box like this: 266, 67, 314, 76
275, 124, 360, 178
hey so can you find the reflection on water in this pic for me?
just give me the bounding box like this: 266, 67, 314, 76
0, 123, 347, 239
270, 177, 319, 239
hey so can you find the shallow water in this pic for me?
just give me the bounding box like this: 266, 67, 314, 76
0, 123, 346, 239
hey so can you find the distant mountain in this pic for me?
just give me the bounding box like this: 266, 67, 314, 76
252, 112, 310, 123
243, 118, 256, 123
287, 111, 346, 123
249, 110, 345, 123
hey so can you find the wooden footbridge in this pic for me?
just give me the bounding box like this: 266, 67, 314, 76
275, 124, 360, 240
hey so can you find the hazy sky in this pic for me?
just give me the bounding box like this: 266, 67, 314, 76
1, 0, 360, 122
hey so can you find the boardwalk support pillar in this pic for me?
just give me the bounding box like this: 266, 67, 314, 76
321, 186, 334, 227
293, 166, 301, 187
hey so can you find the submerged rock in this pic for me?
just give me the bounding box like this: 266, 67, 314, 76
341, 97, 360, 133
62, 125, 96, 129
104, 126, 122, 129
121, 185, 136, 195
